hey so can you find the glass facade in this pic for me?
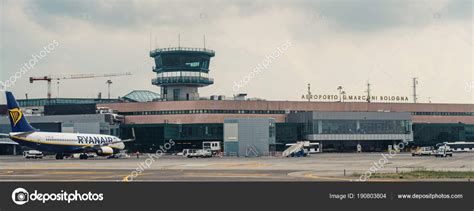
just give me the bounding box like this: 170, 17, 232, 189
359, 120, 409, 134
412, 112, 474, 116
275, 123, 305, 151
320, 120, 357, 134
17, 98, 119, 107
466, 125, 474, 140
121, 123, 223, 153
412, 123, 474, 146
121, 125, 165, 152
119, 109, 287, 116
151, 76, 214, 86
157, 54, 210, 70
156, 71, 210, 78
269, 122, 276, 138
312, 120, 410, 134
121, 123, 296, 153
119, 109, 474, 117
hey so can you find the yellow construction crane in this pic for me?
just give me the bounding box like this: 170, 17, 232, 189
29, 72, 132, 99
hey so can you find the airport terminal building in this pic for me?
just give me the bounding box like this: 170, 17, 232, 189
1, 47, 473, 154
1, 98, 471, 154
102, 99, 473, 153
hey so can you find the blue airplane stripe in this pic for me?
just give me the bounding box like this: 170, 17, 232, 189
11, 137, 83, 153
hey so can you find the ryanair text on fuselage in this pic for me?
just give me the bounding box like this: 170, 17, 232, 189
77, 136, 115, 145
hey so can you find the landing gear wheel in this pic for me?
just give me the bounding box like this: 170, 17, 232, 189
55, 154, 64, 160
79, 154, 88, 160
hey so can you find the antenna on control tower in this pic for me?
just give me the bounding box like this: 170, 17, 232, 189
203, 35, 206, 49
412, 77, 418, 103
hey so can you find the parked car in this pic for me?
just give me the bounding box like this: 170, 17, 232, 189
411, 147, 434, 156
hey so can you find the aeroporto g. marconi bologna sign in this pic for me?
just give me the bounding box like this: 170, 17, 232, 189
301, 94, 410, 102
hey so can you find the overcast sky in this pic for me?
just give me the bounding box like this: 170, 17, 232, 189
0, 0, 472, 103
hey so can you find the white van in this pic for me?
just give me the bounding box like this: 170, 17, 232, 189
23, 150, 44, 159
182, 149, 212, 158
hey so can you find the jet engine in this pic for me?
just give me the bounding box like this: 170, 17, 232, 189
96, 146, 114, 156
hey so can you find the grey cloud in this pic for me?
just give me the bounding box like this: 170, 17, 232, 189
443, 0, 472, 20
295, 0, 471, 32
24, 0, 269, 30
24, 0, 472, 33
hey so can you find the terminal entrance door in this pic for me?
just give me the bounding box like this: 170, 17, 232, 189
173, 89, 180, 101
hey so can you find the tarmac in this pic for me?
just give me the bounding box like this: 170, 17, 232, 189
0, 152, 473, 182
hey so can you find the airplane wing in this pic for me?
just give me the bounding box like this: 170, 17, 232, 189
102, 127, 135, 146
0, 133, 10, 138
101, 138, 135, 146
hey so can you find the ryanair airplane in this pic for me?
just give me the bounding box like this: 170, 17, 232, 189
0, 91, 134, 159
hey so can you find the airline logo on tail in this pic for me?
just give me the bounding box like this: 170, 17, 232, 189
8, 108, 23, 127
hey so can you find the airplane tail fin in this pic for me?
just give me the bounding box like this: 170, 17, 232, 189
5, 91, 36, 132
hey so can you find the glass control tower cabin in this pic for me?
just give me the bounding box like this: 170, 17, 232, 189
150, 47, 215, 101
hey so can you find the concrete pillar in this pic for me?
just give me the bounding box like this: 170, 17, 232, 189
318, 120, 322, 134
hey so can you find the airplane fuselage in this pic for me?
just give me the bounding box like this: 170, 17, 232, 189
10, 131, 125, 154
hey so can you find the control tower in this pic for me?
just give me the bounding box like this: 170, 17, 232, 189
150, 47, 215, 101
